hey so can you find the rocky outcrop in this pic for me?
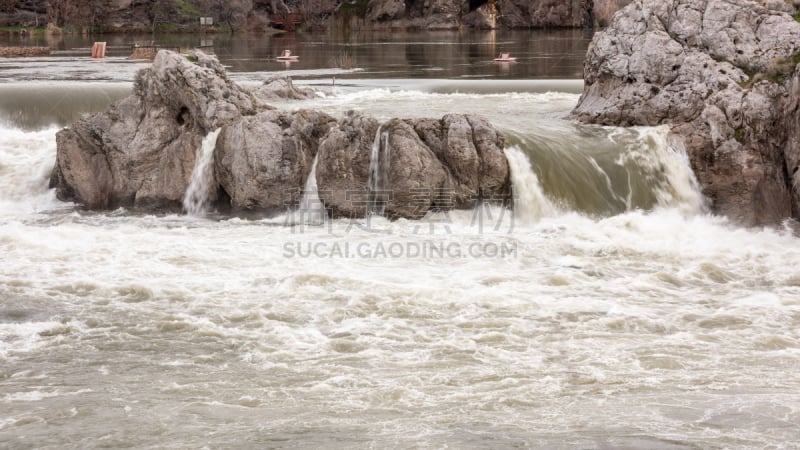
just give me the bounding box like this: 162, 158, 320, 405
366, 0, 407, 22
495, 0, 593, 28
251, 75, 317, 102
50, 50, 511, 220
0, 0, 46, 27
315, 112, 509, 219
593, 0, 633, 26
572, 0, 800, 226
50, 49, 259, 209
215, 109, 335, 212
1, 0, 611, 30
315, 112, 380, 218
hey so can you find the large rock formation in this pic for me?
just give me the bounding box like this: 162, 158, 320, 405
215, 109, 335, 212
50, 50, 258, 210
50, 50, 511, 220
572, 0, 800, 225
314, 112, 509, 219
0, 0, 622, 30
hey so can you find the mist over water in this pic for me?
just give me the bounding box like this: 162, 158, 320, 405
2, 47, 800, 448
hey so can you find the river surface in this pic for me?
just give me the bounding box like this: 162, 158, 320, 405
2, 31, 800, 449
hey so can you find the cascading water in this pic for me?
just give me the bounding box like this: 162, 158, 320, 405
367, 126, 390, 216
511, 124, 706, 217
504, 146, 556, 224
288, 154, 325, 225
624, 127, 707, 214
183, 128, 221, 216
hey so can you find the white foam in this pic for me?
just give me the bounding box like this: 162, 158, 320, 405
0, 124, 65, 217
1, 85, 800, 448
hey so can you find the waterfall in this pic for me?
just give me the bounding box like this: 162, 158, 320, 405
504, 146, 556, 224
183, 128, 222, 216
289, 154, 325, 225
367, 126, 390, 216
636, 127, 707, 215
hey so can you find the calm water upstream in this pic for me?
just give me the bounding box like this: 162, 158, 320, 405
1, 31, 800, 449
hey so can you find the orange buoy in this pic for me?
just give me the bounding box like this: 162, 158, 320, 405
91, 42, 106, 59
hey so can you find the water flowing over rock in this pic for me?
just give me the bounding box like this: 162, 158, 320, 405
572, 0, 800, 226
505, 146, 556, 224
184, 128, 222, 215
50, 50, 511, 220
367, 126, 391, 216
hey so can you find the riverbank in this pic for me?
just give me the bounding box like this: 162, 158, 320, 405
0, 46, 49, 57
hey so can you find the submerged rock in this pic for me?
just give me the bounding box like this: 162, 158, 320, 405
50, 50, 511, 220
252, 76, 318, 103
572, 0, 800, 225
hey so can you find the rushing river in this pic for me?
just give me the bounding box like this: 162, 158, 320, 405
2, 31, 800, 449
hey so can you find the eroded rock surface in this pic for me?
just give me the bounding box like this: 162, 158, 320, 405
315, 111, 509, 219
572, 0, 800, 225
214, 109, 336, 212
50, 49, 258, 209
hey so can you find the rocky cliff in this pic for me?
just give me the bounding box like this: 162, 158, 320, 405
1, 0, 633, 30
50, 50, 510, 219
367, 0, 595, 29
572, 0, 800, 226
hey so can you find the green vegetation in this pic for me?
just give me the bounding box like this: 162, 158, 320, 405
738, 52, 800, 89
154, 23, 182, 32
0, 25, 45, 33
734, 127, 745, 144
178, 0, 200, 18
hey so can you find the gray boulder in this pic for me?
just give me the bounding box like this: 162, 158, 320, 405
215, 109, 336, 211
315, 112, 510, 219
412, 114, 510, 209
382, 119, 451, 220
251, 75, 317, 104
572, 0, 800, 225
366, 0, 406, 22
315, 111, 380, 218
50, 49, 259, 210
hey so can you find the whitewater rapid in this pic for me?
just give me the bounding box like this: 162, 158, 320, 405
2, 87, 800, 449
